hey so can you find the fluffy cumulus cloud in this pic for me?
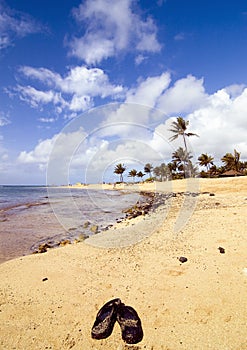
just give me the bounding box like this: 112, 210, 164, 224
14, 65, 124, 114
69, 0, 161, 64
98, 73, 171, 133
0, 1, 44, 50
188, 86, 247, 161
18, 135, 57, 165
126, 72, 171, 107
157, 75, 208, 115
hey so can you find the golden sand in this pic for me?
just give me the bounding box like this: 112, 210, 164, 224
0, 177, 246, 349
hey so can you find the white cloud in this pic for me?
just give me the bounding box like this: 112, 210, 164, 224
15, 85, 67, 111
135, 54, 147, 65
126, 72, 171, 107
38, 117, 56, 123
157, 75, 208, 115
223, 84, 245, 98
18, 136, 56, 164
135, 17, 161, 52
174, 32, 185, 41
69, 95, 92, 112
99, 72, 171, 138
148, 120, 176, 158
18, 127, 90, 184
0, 112, 10, 126
1, 153, 8, 160
0, 2, 45, 50
18, 127, 88, 165
19, 66, 60, 86
16, 65, 124, 114
188, 86, 247, 160
69, 0, 161, 64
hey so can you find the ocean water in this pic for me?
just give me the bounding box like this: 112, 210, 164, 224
0, 186, 140, 263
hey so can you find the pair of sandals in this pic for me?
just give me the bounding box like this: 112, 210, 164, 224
91, 298, 143, 344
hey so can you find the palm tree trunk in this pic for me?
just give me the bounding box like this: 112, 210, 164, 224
182, 134, 188, 153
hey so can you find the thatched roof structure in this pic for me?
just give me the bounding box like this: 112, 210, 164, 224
220, 169, 243, 177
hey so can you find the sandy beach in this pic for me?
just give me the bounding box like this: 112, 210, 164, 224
0, 177, 246, 349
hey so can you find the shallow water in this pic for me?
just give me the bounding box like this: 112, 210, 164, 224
0, 186, 141, 263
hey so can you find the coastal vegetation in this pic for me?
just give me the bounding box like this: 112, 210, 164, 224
114, 163, 126, 182
113, 117, 247, 182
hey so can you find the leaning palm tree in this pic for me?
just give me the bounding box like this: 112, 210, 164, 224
169, 116, 199, 152
198, 153, 214, 172
114, 163, 126, 182
221, 149, 241, 171
128, 169, 137, 183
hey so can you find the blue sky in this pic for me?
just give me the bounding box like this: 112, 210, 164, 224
0, 0, 247, 184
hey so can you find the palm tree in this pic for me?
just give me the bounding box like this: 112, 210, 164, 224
114, 163, 126, 182
160, 162, 170, 181
153, 163, 169, 181
187, 160, 199, 178
128, 169, 137, 182
169, 116, 198, 152
239, 161, 247, 174
221, 149, 241, 171
172, 147, 193, 178
198, 153, 214, 172
208, 164, 220, 177
167, 161, 177, 178
153, 166, 162, 181
137, 171, 145, 182
144, 163, 153, 178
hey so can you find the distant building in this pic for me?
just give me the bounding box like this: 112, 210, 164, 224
220, 170, 244, 177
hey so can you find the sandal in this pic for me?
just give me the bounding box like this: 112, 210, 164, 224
91, 298, 121, 339
117, 303, 143, 344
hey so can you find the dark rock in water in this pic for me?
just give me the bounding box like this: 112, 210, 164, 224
76, 233, 89, 242
90, 225, 99, 234
83, 221, 91, 228
38, 243, 51, 253
59, 239, 71, 246
218, 247, 225, 254
178, 256, 188, 263
0, 218, 7, 222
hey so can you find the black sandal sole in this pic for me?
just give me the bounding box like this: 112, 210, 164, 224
91, 298, 121, 339
117, 303, 143, 344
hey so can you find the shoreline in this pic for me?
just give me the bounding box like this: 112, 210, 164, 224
0, 187, 142, 263
0, 177, 247, 349
1, 176, 245, 262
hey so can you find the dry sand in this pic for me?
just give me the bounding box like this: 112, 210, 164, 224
0, 177, 247, 349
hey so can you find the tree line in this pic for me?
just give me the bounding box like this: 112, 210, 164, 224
113, 117, 247, 182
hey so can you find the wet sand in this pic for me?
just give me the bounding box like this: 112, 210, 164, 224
0, 177, 246, 349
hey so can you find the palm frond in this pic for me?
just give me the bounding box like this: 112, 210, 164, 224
186, 132, 199, 137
